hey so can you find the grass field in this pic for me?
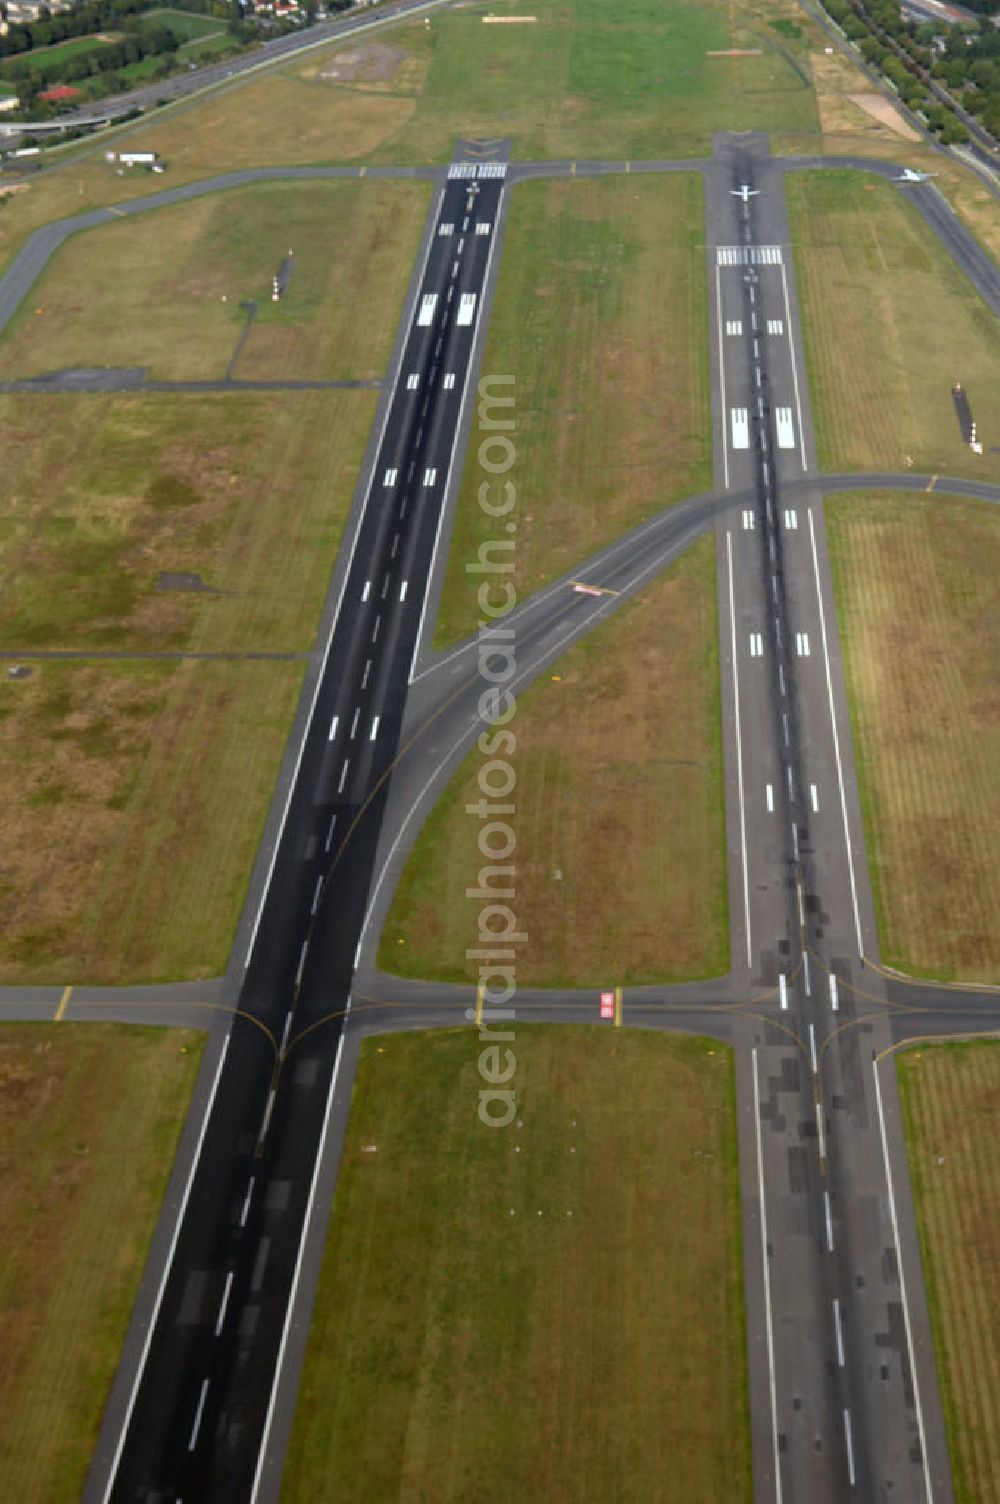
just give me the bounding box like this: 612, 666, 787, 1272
0, 1023, 202, 1502
0, 180, 428, 383
0, 658, 303, 982
383, 536, 727, 987
826, 492, 1000, 983
434, 173, 711, 646
897, 1042, 1000, 1504
0, 386, 378, 981
787, 172, 1000, 482
0, 390, 375, 652
355, 0, 818, 165
144, 7, 226, 40
282, 1026, 749, 1504
0, 34, 112, 79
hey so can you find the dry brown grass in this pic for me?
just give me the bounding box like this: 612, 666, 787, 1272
0, 1023, 202, 1502
0, 180, 429, 382
283, 1027, 749, 1503
827, 492, 1000, 983
435, 173, 711, 645
787, 172, 1000, 481
382, 536, 727, 987
0, 658, 303, 982
0, 389, 377, 651
898, 1042, 1000, 1504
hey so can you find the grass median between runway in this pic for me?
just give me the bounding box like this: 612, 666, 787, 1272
0, 1022, 203, 1503
384, 535, 727, 987
826, 492, 1000, 983
897, 1041, 1000, 1504
0, 180, 429, 383
434, 172, 711, 647
786, 171, 1000, 482
282, 1025, 748, 1504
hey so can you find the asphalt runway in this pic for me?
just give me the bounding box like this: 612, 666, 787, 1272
0, 134, 981, 1501
84, 159, 509, 1503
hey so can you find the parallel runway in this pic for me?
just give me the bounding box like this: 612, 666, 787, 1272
18, 135, 988, 1502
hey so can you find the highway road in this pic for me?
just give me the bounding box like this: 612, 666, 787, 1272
85, 156, 509, 1504
0, 0, 458, 144
0, 135, 976, 1500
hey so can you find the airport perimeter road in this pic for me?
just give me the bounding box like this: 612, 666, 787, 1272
85, 158, 510, 1504
706, 136, 954, 1502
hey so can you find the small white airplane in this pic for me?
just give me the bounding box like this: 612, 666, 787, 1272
894, 167, 937, 184
731, 184, 760, 203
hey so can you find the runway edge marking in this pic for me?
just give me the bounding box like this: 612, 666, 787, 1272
752, 1047, 783, 1504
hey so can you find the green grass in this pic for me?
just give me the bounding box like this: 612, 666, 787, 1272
0, 1023, 203, 1501
282, 1026, 749, 1504
359, 0, 818, 164
144, 7, 226, 40
0, 179, 430, 383
0, 34, 112, 79
383, 536, 728, 988
787, 171, 1000, 483
826, 492, 1000, 983
0, 390, 377, 652
897, 1042, 1000, 1504
434, 174, 711, 646
0, 658, 305, 982
0, 383, 377, 982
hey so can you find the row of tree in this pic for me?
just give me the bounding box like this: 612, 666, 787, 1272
820, 0, 1000, 147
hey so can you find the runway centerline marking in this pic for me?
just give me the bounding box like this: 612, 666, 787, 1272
779, 973, 788, 1011
843, 1409, 856, 1488
215, 1271, 234, 1338
824, 1189, 834, 1251
752, 1049, 784, 1504
188, 1378, 210, 1452
833, 1298, 845, 1367
726, 532, 752, 970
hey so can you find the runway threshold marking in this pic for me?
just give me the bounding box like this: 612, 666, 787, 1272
55, 985, 72, 1021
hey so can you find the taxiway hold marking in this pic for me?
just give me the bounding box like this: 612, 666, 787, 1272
55, 985, 72, 1021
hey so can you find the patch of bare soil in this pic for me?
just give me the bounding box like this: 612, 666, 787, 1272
848, 93, 920, 140
318, 43, 405, 85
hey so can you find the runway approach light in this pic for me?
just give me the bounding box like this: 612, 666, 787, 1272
731, 184, 760, 203
894, 168, 937, 184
